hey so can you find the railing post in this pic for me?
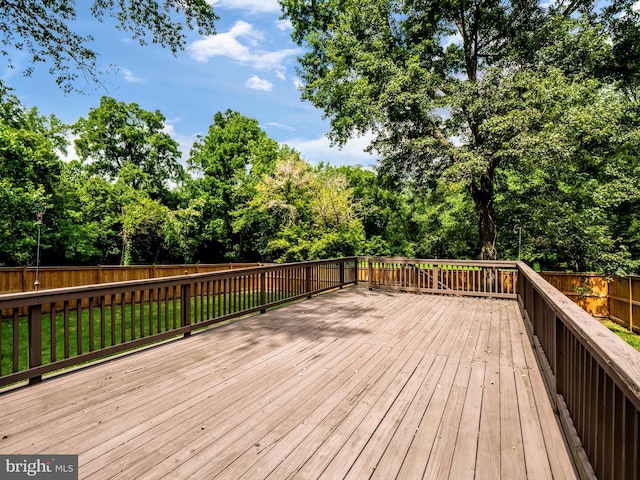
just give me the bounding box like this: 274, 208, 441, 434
433, 265, 439, 291
28, 305, 42, 384
354, 259, 359, 285
553, 313, 563, 407
339, 261, 345, 288
368, 260, 373, 290
306, 266, 313, 298
260, 271, 267, 313
181, 283, 192, 337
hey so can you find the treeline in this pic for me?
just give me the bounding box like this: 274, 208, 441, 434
0, 89, 638, 273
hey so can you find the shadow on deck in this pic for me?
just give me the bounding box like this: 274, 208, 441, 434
0, 287, 578, 479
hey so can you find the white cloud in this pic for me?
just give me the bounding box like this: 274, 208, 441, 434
442, 33, 462, 48
120, 67, 146, 84
210, 0, 281, 13
293, 77, 303, 90
59, 132, 80, 162
188, 21, 300, 75
275, 19, 293, 31
162, 122, 197, 164
283, 132, 378, 167
264, 122, 296, 131
246, 75, 273, 91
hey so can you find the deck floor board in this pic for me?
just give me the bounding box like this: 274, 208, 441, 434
0, 287, 578, 479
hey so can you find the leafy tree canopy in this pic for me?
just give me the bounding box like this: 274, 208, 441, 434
0, 0, 218, 92
279, 0, 640, 259
73, 96, 184, 199
0, 88, 65, 265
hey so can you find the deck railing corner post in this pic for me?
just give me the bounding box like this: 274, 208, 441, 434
354, 258, 359, 285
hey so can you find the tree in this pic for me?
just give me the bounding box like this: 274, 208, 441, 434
0, 89, 65, 266
491, 69, 640, 273
73, 96, 184, 200
188, 110, 278, 261
241, 153, 366, 262
1, 0, 217, 92
279, 0, 639, 260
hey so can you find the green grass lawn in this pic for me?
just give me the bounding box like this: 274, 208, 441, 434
600, 319, 640, 352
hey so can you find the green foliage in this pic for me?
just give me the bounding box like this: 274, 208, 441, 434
279, 0, 640, 261
239, 154, 367, 262
73, 96, 184, 200
492, 69, 640, 273
0, 90, 65, 266
189, 110, 279, 261
0, 71, 639, 272
0, 0, 217, 93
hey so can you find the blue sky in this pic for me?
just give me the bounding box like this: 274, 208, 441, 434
3, 0, 377, 168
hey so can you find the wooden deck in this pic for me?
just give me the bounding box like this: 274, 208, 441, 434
0, 287, 578, 479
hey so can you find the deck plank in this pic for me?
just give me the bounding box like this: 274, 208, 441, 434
0, 288, 578, 479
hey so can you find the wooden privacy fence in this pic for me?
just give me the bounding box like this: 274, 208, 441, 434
0, 263, 260, 294
0, 258, 358, 387
541, 273, 609, 318
609, 276, 640, 334
519, 263, 640, 480
542, 272, 640, 333
366, 257, 518, 298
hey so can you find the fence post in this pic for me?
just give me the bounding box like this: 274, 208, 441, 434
28, 305, 43, 385
22, 266, 28, 292
260, 271, 267, 313
181, 283, 192, 337
339, 261, 345, 288
630, 276, 634, 333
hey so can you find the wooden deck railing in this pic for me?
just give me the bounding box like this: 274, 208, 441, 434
2, 256, 639, 480
366, 257, 518, 298
518, 262, 640, 480
0, 258, 358, 387
364, 257, 640, 479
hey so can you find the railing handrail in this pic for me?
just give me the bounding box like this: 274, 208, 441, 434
0, 258, 358, 308
517, 260, 640, 480
517, 261, 640, 407
367, 256, 518, 268
365, 257, 518, 299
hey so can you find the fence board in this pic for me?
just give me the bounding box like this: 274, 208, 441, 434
541, 273, 609, 318
0, 264, 260, 294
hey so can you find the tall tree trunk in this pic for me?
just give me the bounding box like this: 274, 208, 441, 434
470, 170, 497, 260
